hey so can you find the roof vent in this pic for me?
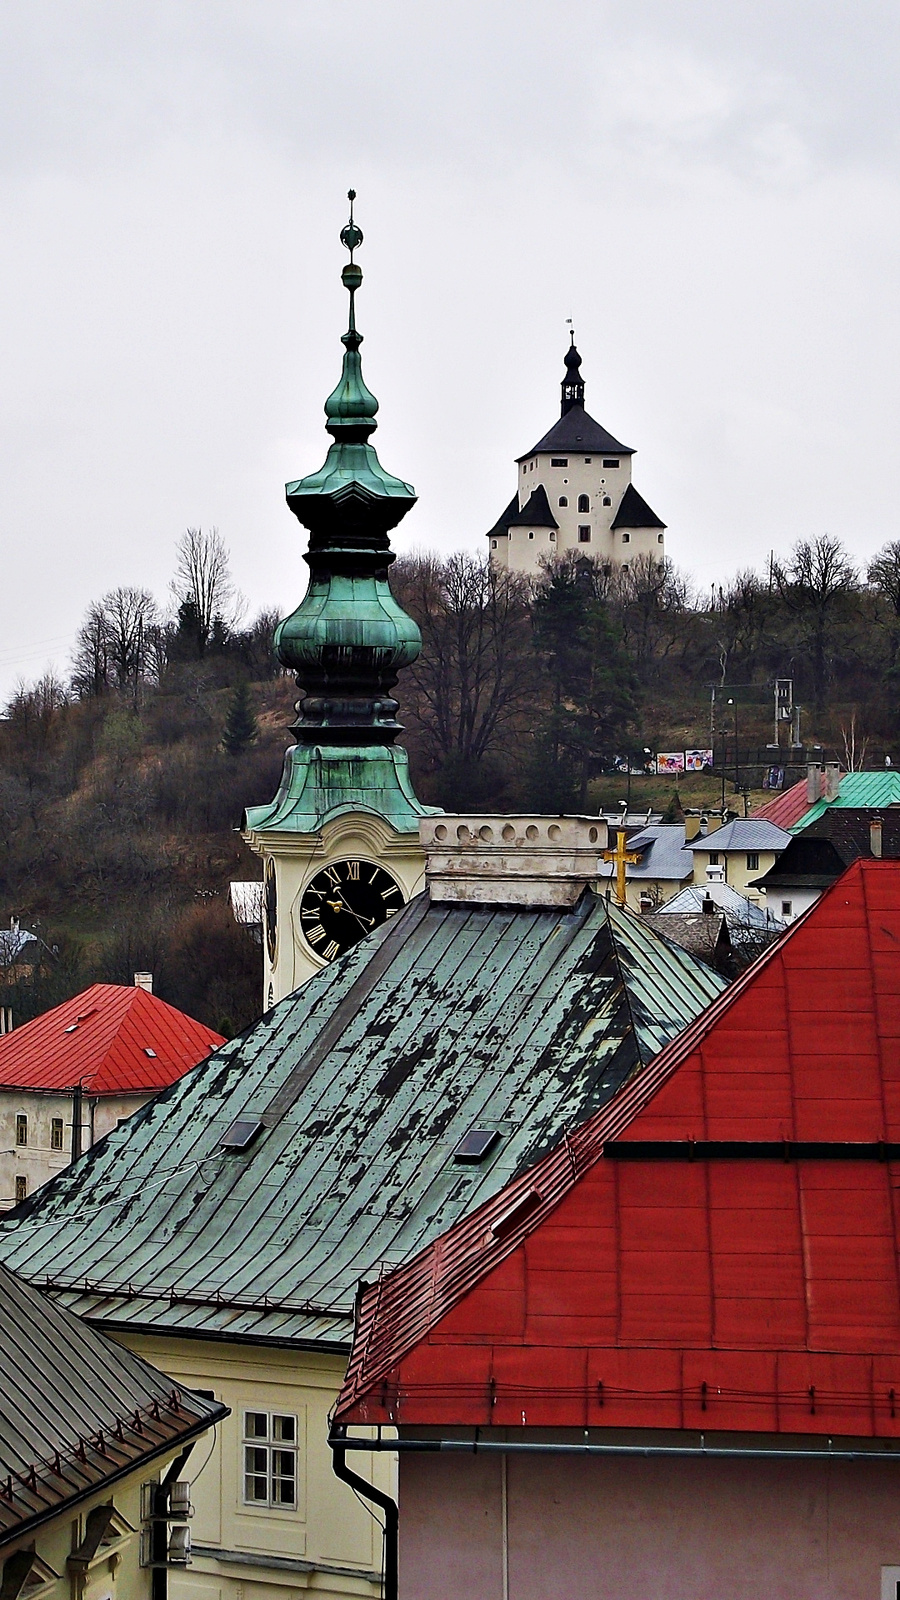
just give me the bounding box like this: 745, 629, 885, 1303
220, 1118, 263, 1151
144, 1047, 157, 1058
134, 972, 153, 992
453, 1128, 501, 1164
490, 1188, 542, 1239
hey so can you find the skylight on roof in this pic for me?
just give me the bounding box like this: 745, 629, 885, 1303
144, 1048, 157, 1058
220, 1118, 263, 1151
453, 1128, 501, 1164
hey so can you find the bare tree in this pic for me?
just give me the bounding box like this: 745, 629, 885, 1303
170, 527, 237, 654
392, 552, 536, 771
71, 589, 158, 698
773, 536, 858, 710
868, 540, 900, 668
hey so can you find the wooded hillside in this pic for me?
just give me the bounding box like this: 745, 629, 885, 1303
2, 529, 897, 1035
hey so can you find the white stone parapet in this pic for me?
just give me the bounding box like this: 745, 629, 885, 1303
421, 815, 609, 907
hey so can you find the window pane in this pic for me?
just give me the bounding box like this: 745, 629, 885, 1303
273, 1415, 295, 1443
244, 1412, 268, 1439
245, 1473, 269, 1502
245, 1445, 268, 1473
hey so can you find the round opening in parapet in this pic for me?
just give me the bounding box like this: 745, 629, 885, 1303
502, 823, 516, 842
479, 825, 494, 842
589, 827, 598, 843
525, 824, 539, 841
548, 824, 561, 841
457, 824, 470, 841
434, 824, 448, 841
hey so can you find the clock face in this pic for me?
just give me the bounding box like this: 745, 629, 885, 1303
299, 859, 404, 962
264, 859, 277, 964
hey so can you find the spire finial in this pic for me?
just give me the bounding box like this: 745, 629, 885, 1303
561, 328, 584, 416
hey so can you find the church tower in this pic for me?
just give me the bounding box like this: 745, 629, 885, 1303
243, 195, 437, 1006
488, 337, 667, 577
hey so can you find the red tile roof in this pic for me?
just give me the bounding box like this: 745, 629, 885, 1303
751, 776, 821, 830
0, 984, 223, 1095
337, 861, 900, 1439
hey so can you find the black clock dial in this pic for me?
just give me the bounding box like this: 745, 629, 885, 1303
299, 859, 404, 961
264, 859, 277, 964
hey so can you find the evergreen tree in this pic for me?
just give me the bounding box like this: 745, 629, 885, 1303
530, 557, 638, 810
222, 680, 258, 757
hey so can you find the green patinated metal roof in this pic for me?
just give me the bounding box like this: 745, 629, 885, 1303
243, 743, 437, 835
0, 891, 724, 1350
793, 770, 900, 830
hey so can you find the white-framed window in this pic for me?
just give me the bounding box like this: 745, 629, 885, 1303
15, 1115, 27, 1147
51, 1118, 64, 1150
621, 532, 630, 543
746, 852, 759, 870
243, 1411, 298, 1508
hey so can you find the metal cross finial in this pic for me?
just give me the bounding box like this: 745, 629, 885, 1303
601, 829, 641, 908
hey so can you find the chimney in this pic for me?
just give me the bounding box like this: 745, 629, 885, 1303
702, 892, 715, 914
134, 972, 153, 993
807, 762, 823, 803
420, 815, 609, 907
705, 814, 723, 834
684, 816, 702, 842
870, 819, 883, 858
706, 862, 725, 883
638, 891, 654, 915
824, 762, 841, 803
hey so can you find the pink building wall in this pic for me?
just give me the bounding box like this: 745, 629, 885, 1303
400, 1449, 900, 1599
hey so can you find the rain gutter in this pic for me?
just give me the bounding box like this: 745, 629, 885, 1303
330, 1426, 900, 1600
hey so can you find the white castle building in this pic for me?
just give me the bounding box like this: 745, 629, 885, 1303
487, 338, 666, 577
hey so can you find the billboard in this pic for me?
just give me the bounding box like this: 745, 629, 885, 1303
655, 752, 685, 774
685, 749, 714, 771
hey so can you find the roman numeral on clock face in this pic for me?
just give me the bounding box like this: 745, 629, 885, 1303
305, 924, 325, 944
322, 940, 340, 960
347, 861, 360, 880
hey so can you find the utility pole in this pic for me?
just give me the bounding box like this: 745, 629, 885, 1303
71, 1083, 82, 1163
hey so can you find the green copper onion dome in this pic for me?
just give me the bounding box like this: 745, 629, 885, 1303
274, 191, 423, 747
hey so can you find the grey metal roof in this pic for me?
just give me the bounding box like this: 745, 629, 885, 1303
0, 891, 724, 1350
686, 819, 791, 853
659, 881, 784, 931
0, 1260, 226, 1548
599, 825, 694, 883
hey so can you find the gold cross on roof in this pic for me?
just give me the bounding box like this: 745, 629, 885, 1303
601, 828, 642, 907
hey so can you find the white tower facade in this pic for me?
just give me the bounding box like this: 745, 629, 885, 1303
488, 340, 666, 578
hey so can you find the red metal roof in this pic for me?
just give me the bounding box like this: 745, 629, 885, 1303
751, 776, 820, 830
337, 861, 900, 1438
0, 984, 223, 1095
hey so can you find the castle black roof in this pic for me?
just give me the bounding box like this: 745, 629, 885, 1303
486, 493, 518, 539
507, 484, 559, 529
517, 404, 633, 462
610, 482, 666, 531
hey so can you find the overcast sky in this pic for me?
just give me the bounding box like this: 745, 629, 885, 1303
1, 1, 899, 696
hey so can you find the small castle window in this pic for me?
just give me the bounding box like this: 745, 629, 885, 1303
558, 497, 568, 507
584, 457, 592, 463
528, 531, 535, 540
491, 540, 498, 549
602, 496, 612, 507
658, 533, 664, 543
549, 531, 556, 541
578, 526, 591, 543
603, 458, 620, 468
551, 458, 568, 467
621, 562, 629, 571
577, 494, 590, 513
622, 533, 630, 543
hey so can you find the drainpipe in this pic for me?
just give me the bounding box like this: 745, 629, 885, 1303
330, 1425, 398, 1600
335, 1432, 900, 1464
71, 1083, 82, 1163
